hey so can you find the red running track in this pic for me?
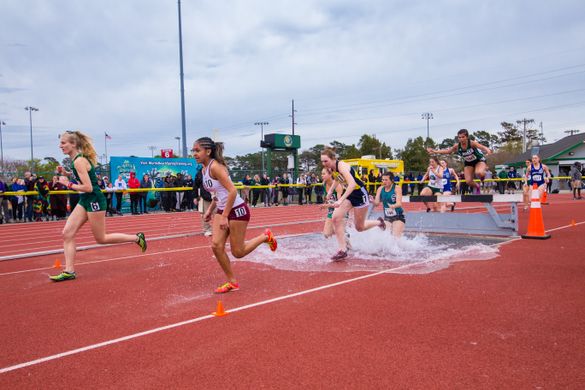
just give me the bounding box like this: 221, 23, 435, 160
0, 196, 584, 388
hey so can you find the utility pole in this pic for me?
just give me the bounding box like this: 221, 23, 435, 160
290, 99, 297, 135
539, 121, 544, 143
564, 129, 580, 136
517, 118, 534, 153
421, 112, 433, 139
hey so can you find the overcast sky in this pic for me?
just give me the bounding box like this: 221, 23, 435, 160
1, 0, 584, 164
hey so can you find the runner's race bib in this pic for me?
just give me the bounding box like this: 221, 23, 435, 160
384, 207, 396, 217
532, 174, 543, 182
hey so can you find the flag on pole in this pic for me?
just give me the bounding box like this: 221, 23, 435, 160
105, 132, 112, 140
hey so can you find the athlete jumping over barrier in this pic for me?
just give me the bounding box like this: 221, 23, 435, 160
427, 129, 492, 194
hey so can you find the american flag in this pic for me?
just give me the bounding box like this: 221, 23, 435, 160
105, 132, 112, 140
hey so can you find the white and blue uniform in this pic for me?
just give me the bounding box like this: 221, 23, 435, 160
442, 168, 452, 192
529, 164, 546, 187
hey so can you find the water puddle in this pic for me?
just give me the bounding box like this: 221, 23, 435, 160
239, 228, 505, 274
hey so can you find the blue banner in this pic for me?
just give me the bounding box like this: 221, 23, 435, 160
109, 156, 200, 211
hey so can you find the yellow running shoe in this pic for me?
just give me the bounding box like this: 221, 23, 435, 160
215, 281, 240, 294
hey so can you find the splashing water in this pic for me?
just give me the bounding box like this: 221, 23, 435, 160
239, 227, 503, 274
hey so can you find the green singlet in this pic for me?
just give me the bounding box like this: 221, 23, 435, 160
71, 154, 107, 212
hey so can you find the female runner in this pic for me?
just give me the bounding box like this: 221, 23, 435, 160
50, 130, 146, 282
369, 172, 405, 237
320, 167, 343, 239
419, 157, 444, 212
526, 154, 551, 202
320, 147, 384, 261
427, 129, 491, 193
439, 160, 460, 212
193, 137, 277, 293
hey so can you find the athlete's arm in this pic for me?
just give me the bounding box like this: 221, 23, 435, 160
371, 185, 383, 207
326, 177, 339, 200
471, 140, 492, 155
335, 162, 356, 204
60, 157, 92, 192
451, 168, 460, 187
212, 163, 236, 221
393, 185, 403, 209
427, 144, 457, 155
543, 164, 551, 182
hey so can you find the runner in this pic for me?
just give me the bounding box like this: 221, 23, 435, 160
439, 160, 460, 212
419, 157, 444, 212
427, 129, 492, 193
50, 130, 147, 282
527, 154, 551, 201
369, 172, 405, 237
192, 137, 277, 293
320, 147, 384, 261
320, 167, 343, 239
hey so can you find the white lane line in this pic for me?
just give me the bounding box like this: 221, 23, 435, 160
0, 262, 413, 375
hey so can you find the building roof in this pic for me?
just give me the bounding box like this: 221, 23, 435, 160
509, 133, 585, 166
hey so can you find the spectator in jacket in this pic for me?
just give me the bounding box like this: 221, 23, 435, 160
10, 178, 26, 222
114, 175, 127, 215
0, 177, 10, 224
251, 174, 261, 207
23, 171, 36, 222
260, 174, 271, 206
49, 175, 68, 220
175, 173, 185, 211
35, 176, 50, 220
128, 172, 140, 215
139, 174, 152, 214
193, 169, 213, 236
183, 174, 194, 210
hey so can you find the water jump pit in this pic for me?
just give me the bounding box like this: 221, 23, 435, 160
238, 228, 508, 274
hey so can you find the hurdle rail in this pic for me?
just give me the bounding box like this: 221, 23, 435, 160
370, 193, 524, 237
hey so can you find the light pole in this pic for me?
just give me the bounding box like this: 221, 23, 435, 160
421, 112, 433, 140
174, 137, 181, 157
255, 121, 269, 173
177, 0, 188, 158
0, 120, 5, 171
25, 106, 39, 171
148, 146, 157, 158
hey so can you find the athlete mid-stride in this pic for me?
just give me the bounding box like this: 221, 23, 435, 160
192, 137, 277, 294
320, 147, 385, 261
427, 129, 492, 193
50, 130, 147, 282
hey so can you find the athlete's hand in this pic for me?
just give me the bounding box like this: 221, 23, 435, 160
368, 194, 375, 202
203, 211, 212, 222
219, 215, 229, 230
58, 176, 69, 187
332, 200, 342, 208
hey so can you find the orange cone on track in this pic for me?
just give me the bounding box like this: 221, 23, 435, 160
522, 184, 551, 240
212, 301, 228, 317
571, 219, 576, 227
540, 189, 549, 205
53, 259, 62, 269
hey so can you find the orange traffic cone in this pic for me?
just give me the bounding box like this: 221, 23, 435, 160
212, 301, 228, 317
540, 188, 549, 205
53, 259, 62, 269
571, 219, 576, 227
522, 184, 551, 240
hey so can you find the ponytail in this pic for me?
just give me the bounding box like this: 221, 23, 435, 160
62, 130, 98, 166
321, 146, 337, 160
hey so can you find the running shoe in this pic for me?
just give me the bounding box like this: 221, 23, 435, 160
49, 271, 76, 282
136, 232, 147, 252
451, 204, 456, 212
331, 250, 348, 261
214, 281, 239, 294
377, 217, 386, 230
426, 207, 431, 213
264, 228, 278, 251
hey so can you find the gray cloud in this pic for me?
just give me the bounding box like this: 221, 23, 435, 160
0, 0, 584, 163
